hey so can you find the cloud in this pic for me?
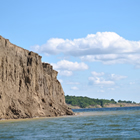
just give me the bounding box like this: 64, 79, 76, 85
89, 77, 115, 85
71, 86, 79, 90
109, 74, 127, 81
129, 82, 135, 85
58, 70, 73, 76
108, 88, 115, 90
31, 32, 140, 67
91, 71, 104, 77
32, 38, 65, 55
80, 54, 140, 66
97, 90, 105, 93
89, 71, 127, 86
51, 60, 88, 71
58, 79, 63, 83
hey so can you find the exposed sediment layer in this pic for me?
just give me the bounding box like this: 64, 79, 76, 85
0, 36, 74, 119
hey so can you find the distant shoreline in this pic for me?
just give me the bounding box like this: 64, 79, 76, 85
65, 95, 140, 109
67, 103, 140, 109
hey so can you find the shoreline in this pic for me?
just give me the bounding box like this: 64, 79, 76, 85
1, 105, 140, 122
0, 114, 76, 123
67, 103, 140, 109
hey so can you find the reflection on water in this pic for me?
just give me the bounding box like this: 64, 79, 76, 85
0, 106, 140, 139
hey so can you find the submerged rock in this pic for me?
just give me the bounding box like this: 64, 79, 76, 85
0, 35, 74, 119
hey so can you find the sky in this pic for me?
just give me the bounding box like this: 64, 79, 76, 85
0, 0, 140, 102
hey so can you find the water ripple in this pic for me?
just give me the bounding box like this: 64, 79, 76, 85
0, 106, 140, 139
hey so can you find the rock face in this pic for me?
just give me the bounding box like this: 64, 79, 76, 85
0, 36, 74, 119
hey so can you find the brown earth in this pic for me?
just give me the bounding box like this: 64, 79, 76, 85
104, 103, 140, 108
0, 35, 74, 120
68, 103, 140, 109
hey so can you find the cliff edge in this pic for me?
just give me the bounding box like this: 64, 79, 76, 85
0, 35, 74, 119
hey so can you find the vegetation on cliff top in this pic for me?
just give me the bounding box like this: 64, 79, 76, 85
65, 95, 137, 108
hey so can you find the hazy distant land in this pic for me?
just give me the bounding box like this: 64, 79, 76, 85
65, 95, 140, 109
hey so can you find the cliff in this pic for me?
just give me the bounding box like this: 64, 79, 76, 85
0, 35, 74, 119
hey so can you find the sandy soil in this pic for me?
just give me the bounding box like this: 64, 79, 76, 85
68, 103, 140, 109
0, 114, 76, 123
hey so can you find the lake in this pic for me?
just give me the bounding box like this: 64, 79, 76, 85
0, 106, 140, 139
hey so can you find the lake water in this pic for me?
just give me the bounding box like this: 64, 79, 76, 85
0, 106, 140, 139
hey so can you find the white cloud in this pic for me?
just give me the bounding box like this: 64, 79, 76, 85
58, 70, 73, 76
108, 88, 115, 90
71, 86, 79, 90
58, 79, 63, 83
31, 32, 140, 67
80, 54, 140, 66
89, 77, 115, 85
89, 71, 126, 86
31, 38, 65, 55
129, 82, 135, 85
51, 60, 88, 71
97, 90, 105, 93
91, 71, 104, 77
109, 74, 127, 81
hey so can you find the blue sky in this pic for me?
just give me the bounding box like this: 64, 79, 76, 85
1, 0, 140, 102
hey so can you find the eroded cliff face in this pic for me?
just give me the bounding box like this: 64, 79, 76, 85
0, 36, 74, 119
